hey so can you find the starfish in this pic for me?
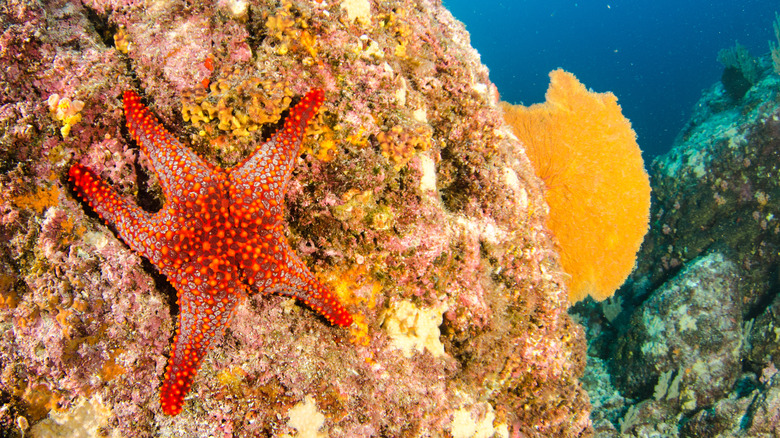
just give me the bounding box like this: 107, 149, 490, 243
69, 88, 352, 416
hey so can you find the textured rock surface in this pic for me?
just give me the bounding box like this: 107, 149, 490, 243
633, 60, 780, 317
613, 252, 742, 407
0, 0, 591, 436
579, 54, 780, 437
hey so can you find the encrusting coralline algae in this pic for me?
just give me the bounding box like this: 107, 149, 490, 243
0, 0, 590, 436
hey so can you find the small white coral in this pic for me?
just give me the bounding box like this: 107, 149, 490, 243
30, 396, 116, 438
382, 300, 447, 358
450, 404, 508, 438
340, 0, 371, 26
285, 396, 326, 438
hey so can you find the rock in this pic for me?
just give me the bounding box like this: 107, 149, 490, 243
0, 0, 590, 436
613, 252, 742, 409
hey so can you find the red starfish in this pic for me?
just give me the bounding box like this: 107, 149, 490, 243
69, 89, 352, 416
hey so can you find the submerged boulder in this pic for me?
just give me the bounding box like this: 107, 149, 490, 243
0, 0, 591, 436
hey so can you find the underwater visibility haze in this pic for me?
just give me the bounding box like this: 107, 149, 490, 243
444, 0, 778, 157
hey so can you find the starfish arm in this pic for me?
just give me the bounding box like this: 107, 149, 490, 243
123, 90, 216, 205
160, 263, 243, 416
252, 239, 352, 327
228, 89, 324, 214
71, 87, 349, 417
69, 163, 162, 262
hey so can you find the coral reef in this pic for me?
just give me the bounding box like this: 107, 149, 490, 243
501, 69, 651, 303
578, 46, 780, 437
0, 0, 590, 436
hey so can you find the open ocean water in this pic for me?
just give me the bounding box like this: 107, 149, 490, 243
443, 0, 778, 159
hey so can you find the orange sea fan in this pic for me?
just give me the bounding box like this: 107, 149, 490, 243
501, 69, 651, 303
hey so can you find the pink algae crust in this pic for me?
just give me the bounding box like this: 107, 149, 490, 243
0, 0, 591, 436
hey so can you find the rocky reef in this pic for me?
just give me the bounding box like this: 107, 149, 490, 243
0, 0, 590, 436
579, 53, 780, 437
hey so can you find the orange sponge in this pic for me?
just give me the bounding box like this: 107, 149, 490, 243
501, 69, 651, 303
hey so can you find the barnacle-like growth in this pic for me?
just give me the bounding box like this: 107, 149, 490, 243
0, 274, 18, 309
376, 124, 432, 169
47, 94, 85, 138
263, 1, 318, 59
377, 8, 412, 58
181, 76, 293, 143
301, 122, 340, 162
114, 26, 129, 53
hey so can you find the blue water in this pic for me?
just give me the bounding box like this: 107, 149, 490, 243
443, 1, 777, 158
